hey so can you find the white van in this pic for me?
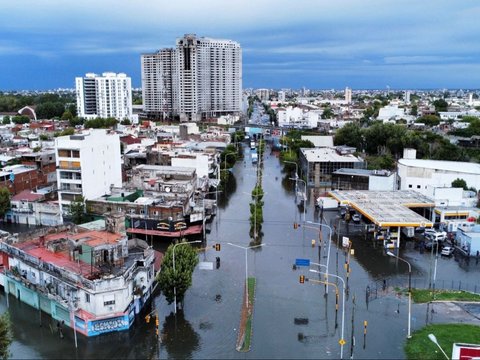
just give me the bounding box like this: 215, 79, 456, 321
424, 229, 446, 241
425, 232, 445, 242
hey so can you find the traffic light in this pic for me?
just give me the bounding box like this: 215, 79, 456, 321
214, 243, 221, 251
155, 318, 159, 327
299, 275, 305, 284
216, 256, 221, 269
145, 315, 151, 323
293, 222, 298, 229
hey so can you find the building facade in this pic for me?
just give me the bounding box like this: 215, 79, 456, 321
55, 130, 122, 217
397, 149, 480, 196
141, 34, 242, 121
76, 72, 133, 121
0, 217, 155, 337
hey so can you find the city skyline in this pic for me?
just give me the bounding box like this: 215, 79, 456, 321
1, 0, 480, 90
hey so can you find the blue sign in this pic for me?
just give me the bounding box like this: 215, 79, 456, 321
88, 315, 129, 336
295, 258, 310, 267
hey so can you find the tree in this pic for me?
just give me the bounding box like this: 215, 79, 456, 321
433, 99, 448, 113
321, 107, 334, 119
334, 122, 363, 150
157, 241, 199, 308
416, 115, 440, 127
120, 119, 131, 125
68, 196, 86, 224
0, 188, 10, 218
451, 178, 468, 190
61, 110, 73, 121
0, 313, 12, 360
1, 116, 10, 125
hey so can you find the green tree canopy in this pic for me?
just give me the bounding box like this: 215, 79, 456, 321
416, 115, 441, 127
333, 122, 363, 149
68, 196, 86, 224
0, 188, 10, 218
1, 116, 10, 125
433, 99, 448, 113
0, 313, 12, 360
157, 241, 199, 308
452, 178, 468, 190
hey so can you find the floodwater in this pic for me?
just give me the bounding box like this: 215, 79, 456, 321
3, 143, 480, 359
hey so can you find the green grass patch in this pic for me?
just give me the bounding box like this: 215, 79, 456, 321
412, 289, 480, 303
405, 324, 480, 359
247, 277, 256, 304
241, 317, 252, 351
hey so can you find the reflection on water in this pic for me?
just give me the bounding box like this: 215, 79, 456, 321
161, 311, 200, 360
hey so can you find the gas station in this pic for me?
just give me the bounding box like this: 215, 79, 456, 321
328, 190, 435, 248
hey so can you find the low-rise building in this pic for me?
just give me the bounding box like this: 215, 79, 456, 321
299, 147, 365, 188
0, 215, 156, 337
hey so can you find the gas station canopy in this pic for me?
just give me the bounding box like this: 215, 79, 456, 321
328, 190, 435, 228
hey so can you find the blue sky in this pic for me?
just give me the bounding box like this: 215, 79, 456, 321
1, 0, 480, 90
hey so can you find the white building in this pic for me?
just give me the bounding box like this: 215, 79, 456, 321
55, 130, 122, 217
278, 91, 286, 102
397, 148, 480, 197
142, 34, 242, 121
277, 106, 319, 128
345, 87, 352, 104
0, 217, 155, 337
76, 72, 134, 122
377, 105, 406, 122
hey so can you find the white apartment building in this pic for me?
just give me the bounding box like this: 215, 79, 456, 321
55, 130, 122, 217
142, 34, 242, 122
76, 72, 133, 121
345, 87, 352, 104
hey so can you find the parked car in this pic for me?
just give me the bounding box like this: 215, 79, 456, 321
352, 214, 361, 223
424, 229, 447, 241
441, 246, 454, 256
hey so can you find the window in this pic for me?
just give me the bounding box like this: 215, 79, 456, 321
85, 293, 90, 303
103, 294, 115, 306
408, 184, 412, 188
417, 185, 421, 189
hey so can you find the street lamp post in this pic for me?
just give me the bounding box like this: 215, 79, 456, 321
387, 251, 412, 338
224, 152, 236, 176
306, 221, 333, 294
172, 240, 202, 314
309, 269, 346, 359
428, 333, 449, 360
284, 160, 298, 195
228, 242, 265, 309
289, 178, 306, 223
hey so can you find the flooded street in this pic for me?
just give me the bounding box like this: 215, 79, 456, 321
3, 143, 480, 359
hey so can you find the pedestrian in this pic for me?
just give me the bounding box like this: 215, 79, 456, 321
382, 279, 386, 291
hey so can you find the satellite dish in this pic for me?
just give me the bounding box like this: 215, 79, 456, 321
165, 186, 171, 193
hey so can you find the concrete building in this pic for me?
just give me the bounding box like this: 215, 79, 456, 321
455, 224, 480, 257
141, 34, 242, 121
398, 148, 480, 196
255, 89, 270, 102
332, 168, 396, 191
76, 72, 134, 122
299, 147, 365, 188
345, 87, 352, 104
0, 217, 156, 337
55, 130, 122, 217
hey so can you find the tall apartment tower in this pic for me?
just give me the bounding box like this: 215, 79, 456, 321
76, 72, 133, 121
55, 129, 122, 218
141, 34, 242, 121
345, 87, 352, 104
141, 49, 175, 118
